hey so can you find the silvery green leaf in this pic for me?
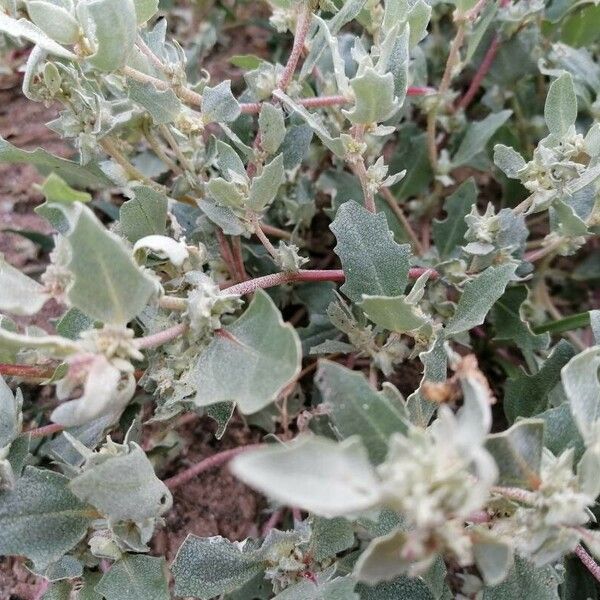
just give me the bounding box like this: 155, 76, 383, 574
172, 534, 263, 598
274, 573, 359, 600
561, 346, 600, 442
205, 402, 234, 440
202, 81, 241, 123
432, 178, 477, 260
248, 154, 285, 212
41, 173, 92, 204
314, 16, 350, 96
27, 1, 79, 45
481, 556, 561, 600
0, 376, 21, 448
77, 0, 137, 72
445, 263, 517, 336
0, 327, 80, 356
199, 199, 246, 235
309, 516, 355, 562
465, 2, 497, 62
553, 199, 588, 237
0, 467, 92, 569
133, 0, 158, 24
230, 435, 382, 518
35, 555, 83, 583
361, 294, 433, 337
273, 90, 345, 158
406, 331, 447, 427
208, 177, 246, 210
216, 140, 247, 181
584, 122, 600, 157
0, 11, 77, 59
0, 256, 49, 316
281, 124, 313, 169
504, 340, 575, 422
344, 68, 398, 125
258, 104, 286, 155
486, 420, 545, 489
354, 528, 409, 584
330, 200, 411, 303
119, 186, 168, 243
472, 529, 513, 587
493, 144, 527, 179
127, 78, 182, 124
491, 286, 549, 353
591, 309, 600, 344
69, 444, 171, 522
95, 555, 169, 600
40, 202, 156, 325
407, 0, 432, 48
355, 573, 436, 599
544, 72, 577, 137
192, 290, 301, 414
452, 110, 512, 167
56, 308, 95, 340
133, 235, 189, 267
315, 360, 408, 463
538, 403, 584, 459
0, 136, 109, 188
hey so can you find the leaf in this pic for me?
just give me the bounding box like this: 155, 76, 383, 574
486, 419, 545, 489
330, 200, 411, 303
445, 263, 517, 336
0, 256, 49, 316
315, 361, 408, 463
0, 467, 92, 569
0, 136, 109, 188
0, 376, 20, 448
432, 179, 477, 259
281, 124, 314, 170
561, 347, 600, 442
361, 294, 432, 336
69, 444, 171, 522
453, 110, 512, 167
40, 201, 156, 325
133, 0, 158, 24
344, 68, 398, 125
248, 154, 285, 211
77, 0, 137, 72
355, 575, 435, 599
192, 290, 301, 414
493, 144, 526, 179
275, 573, 359, 599
27, 1, 79, 45
482, 556, 561, 600
354, 529, 409, 585
259, 104, 286, 155
491, 286, 550, 353
172, 534, 263, 598
119, 186, 168, 243
538, 403, 584, 459
95, 555, 169, 600
202, 80, 241, 123
230, 435, 381, 518
504, 340, 576, 422
472, 529, 513, 587
0, 12, 77, 59
544, 72, 577, 137
309, 516, 355, 562
229, 54, 263, 69
41, 174, 92, 204
127, 78, 182, 124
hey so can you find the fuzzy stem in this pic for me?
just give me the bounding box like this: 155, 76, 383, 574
575, 544, 600, 584
99, 137, 154, 184
351, 158, 377, 213
164, 444, 265, 490
23, 423, 65, 438
260, 223, 294, 241
380, 187, 424, 254
135, 323, 188, 350
0, 363, 55, 379
262, 508, 285, 536
159, 296, 188, 311
490, 485, 536, 503
278, 2, 313, 92
250, 212, 279, 260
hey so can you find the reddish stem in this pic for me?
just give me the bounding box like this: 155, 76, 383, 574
221, 267, 438, 296
135, 323, 188, 350
0, 363, 55, 379
164, 444, 264, 490
23, 423, 65, 438
278, 3, 313, 92
454, 34, 501, 112
262, 507, 285, 536
575, 544, 600, 584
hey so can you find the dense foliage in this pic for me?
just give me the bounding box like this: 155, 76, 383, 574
0, 0, 600, 597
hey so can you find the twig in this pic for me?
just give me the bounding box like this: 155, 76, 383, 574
380, 187, 424, 254
575, 544, 600, 584
490, 485, 536, 503
22, 423, 65, 438
260, 223, 293, 241
250, 212, 279, 260
99, 137, 154, 184
231, 236, 249, 282
0, 363, 56, 379
278, 2, 313, 92
262, 508, 285, 536
136, 36, 170, 74
135, 323, 188, 350
164, 444, 265, 489
159, 296, 187, 311
350, 158, 376, 213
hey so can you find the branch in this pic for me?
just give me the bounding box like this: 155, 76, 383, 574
278, 2, 313, 92
0, 363, 56, 379
135, 323, 188, 350
164, 444, 265, 490
23, 423, 65, 438
380, 187, 424, 254
575, 544, 600, 584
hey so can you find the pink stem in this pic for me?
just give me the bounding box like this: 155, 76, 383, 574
454, 34, 501, 112
0, 363, 56, 379
33, 578, 49, 600
135, 323, 188, 350
575, 544, 600, 584
23, 423, 65, 438
262, 507, 285, 536
164, 444, 264, 490
278, 3, 313, 92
